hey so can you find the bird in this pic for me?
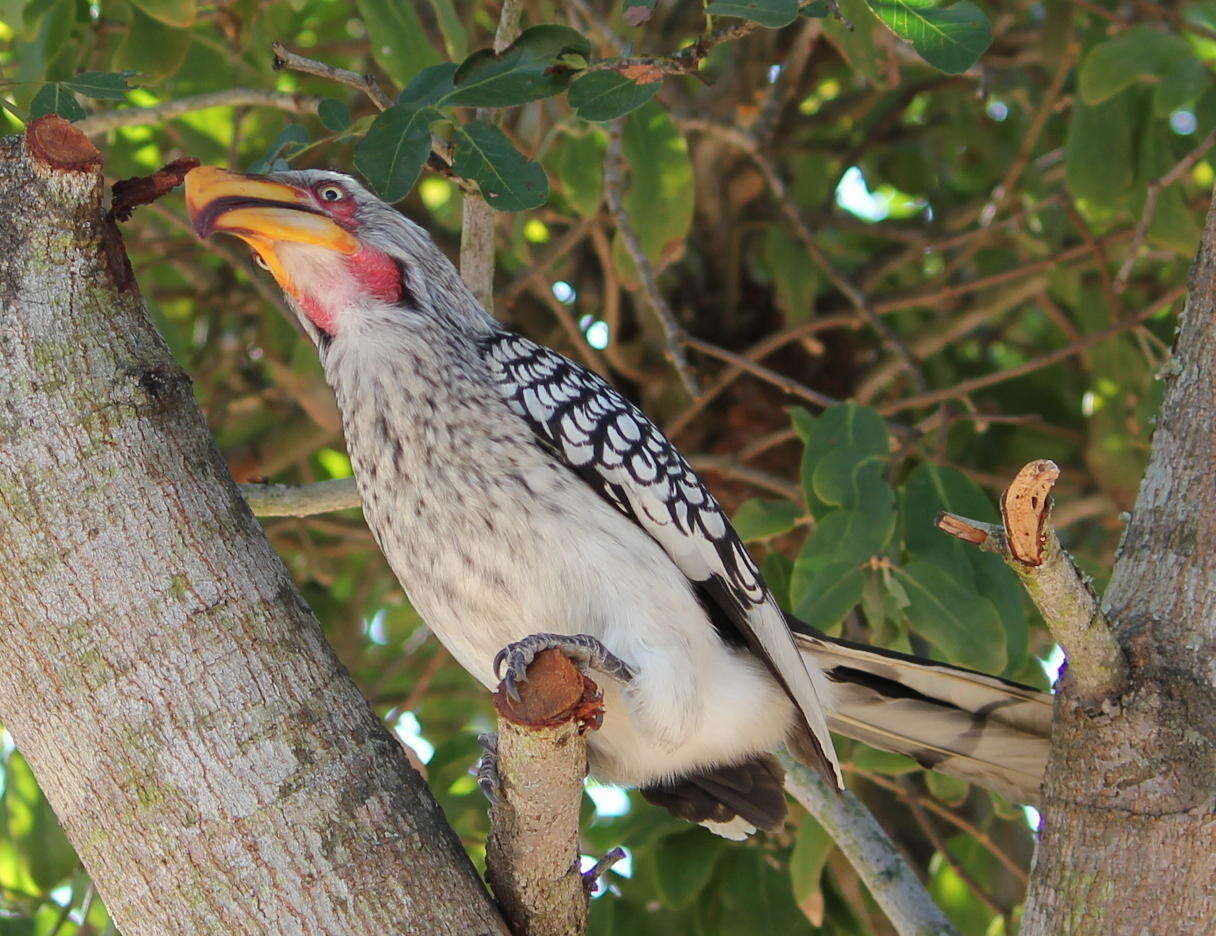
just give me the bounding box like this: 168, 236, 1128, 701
184, 165, 1052, 839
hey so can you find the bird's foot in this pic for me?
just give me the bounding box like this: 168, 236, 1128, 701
474, 732, 501, 807
493, 633, 636, 703
583, 846, 627, 894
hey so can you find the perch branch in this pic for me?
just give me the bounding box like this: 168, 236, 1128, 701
780, 752, 960, 936
936, 460, 1127, 701
240, 477, 361, 517
485, 650, 607, 936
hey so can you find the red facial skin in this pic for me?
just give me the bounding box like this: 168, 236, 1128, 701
294, 180, 402, 336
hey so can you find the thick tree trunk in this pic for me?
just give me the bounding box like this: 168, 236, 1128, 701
1021, 190, 1216, 932
0, 125, 507, 936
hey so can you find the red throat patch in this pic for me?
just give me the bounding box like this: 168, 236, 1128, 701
297, 245, 403, 337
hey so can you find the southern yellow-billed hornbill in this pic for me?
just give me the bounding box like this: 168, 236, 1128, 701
186, 166, 1051, 837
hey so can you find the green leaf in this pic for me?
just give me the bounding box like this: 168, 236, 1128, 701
1078, 24, 1189, 106
789, 559, 865, 634
400, 62, 459, 107
892, 561, 1007, 671
62, 70, 136, 99
824, 0, 880, 82
355, 0, 442, 87
761, 551, 794, 611
798, 402, 888, 509
1153, 57, 1211, 118
789, 816, 834, 926
903, 463, 993, 581
925, 769, 970, 804
453, 119, 550, 211
317, 98, 351, 132
706, 0, 799, 28
354, 104, 435, 202
112, 7, 192, 83
425, 0, 468, 59
551, 129, 606, 217
28, 83, 84, 121
2, 753, 77, 892
446, 25, 591, 107
129, 0, 195, 28
568, 70, 660, 121
867, 0, 992, 75
1065, 91, 1135, 209
653, 829, 723, 909
612, 102, 695, 279
732, 498, 801, 541
799, 503, 896, 568
762, 228, 818, 322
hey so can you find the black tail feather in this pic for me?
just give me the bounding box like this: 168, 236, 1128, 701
641, 754, 788, 832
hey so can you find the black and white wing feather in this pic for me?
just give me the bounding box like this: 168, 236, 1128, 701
481, 331, 843, 788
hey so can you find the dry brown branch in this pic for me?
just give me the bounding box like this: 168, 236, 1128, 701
240, 477, 361, 516
936, 461, 1127, 702
271, 40, 393, 109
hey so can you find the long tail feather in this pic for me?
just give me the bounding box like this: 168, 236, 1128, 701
793, 626, 1052, 804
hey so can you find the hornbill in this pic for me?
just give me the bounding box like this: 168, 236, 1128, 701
185, 166, 1052, 838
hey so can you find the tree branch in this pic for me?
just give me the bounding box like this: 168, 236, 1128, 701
936, 460, 1128, 702
459, 0, 523, 310
75, 89, 321, 136
240, 477, 361, 516
485, 650, 604, 936
779, 752, 960, 936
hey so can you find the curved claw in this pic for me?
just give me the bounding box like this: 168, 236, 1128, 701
492, 646, 509, 680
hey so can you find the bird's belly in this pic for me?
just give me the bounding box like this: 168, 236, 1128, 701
360, 463, 795, 787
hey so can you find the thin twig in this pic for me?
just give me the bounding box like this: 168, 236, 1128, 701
497, 214, 599, 309
271, 41, 393, 109
684, 336, 840, 410
76, 89, 321, 136
689, 454, 802, 502
1114, 126, 1216, 293
604, 120, 700, 396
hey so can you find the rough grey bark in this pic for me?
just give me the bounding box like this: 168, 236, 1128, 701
1020, 189, 1216, 934
0, 126, 507, 936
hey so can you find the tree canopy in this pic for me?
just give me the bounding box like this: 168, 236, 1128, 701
0, 0, 1210, 933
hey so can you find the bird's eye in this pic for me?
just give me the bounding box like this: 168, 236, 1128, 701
251, 251, 270, 271
318, 184, 344, 202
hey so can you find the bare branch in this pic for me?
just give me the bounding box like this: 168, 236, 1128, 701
604, 121, 700, 397
936, 460, 1128, 701
780, 752, 960, 936
76, 89, 321, 137
240, 477, 361, 517
485, 650, 603, 936
271, 41, 393, 110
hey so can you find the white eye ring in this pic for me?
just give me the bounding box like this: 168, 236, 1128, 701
318, 184, 344, 202
251, 251, 270, 271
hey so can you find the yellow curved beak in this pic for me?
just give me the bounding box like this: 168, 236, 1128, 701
184, 167, 358, 291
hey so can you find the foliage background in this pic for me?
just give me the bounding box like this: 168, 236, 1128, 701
0, 0, 1209, 932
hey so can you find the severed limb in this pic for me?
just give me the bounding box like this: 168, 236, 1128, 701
483, 647, 620, 936
936, 459, 1128, 704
